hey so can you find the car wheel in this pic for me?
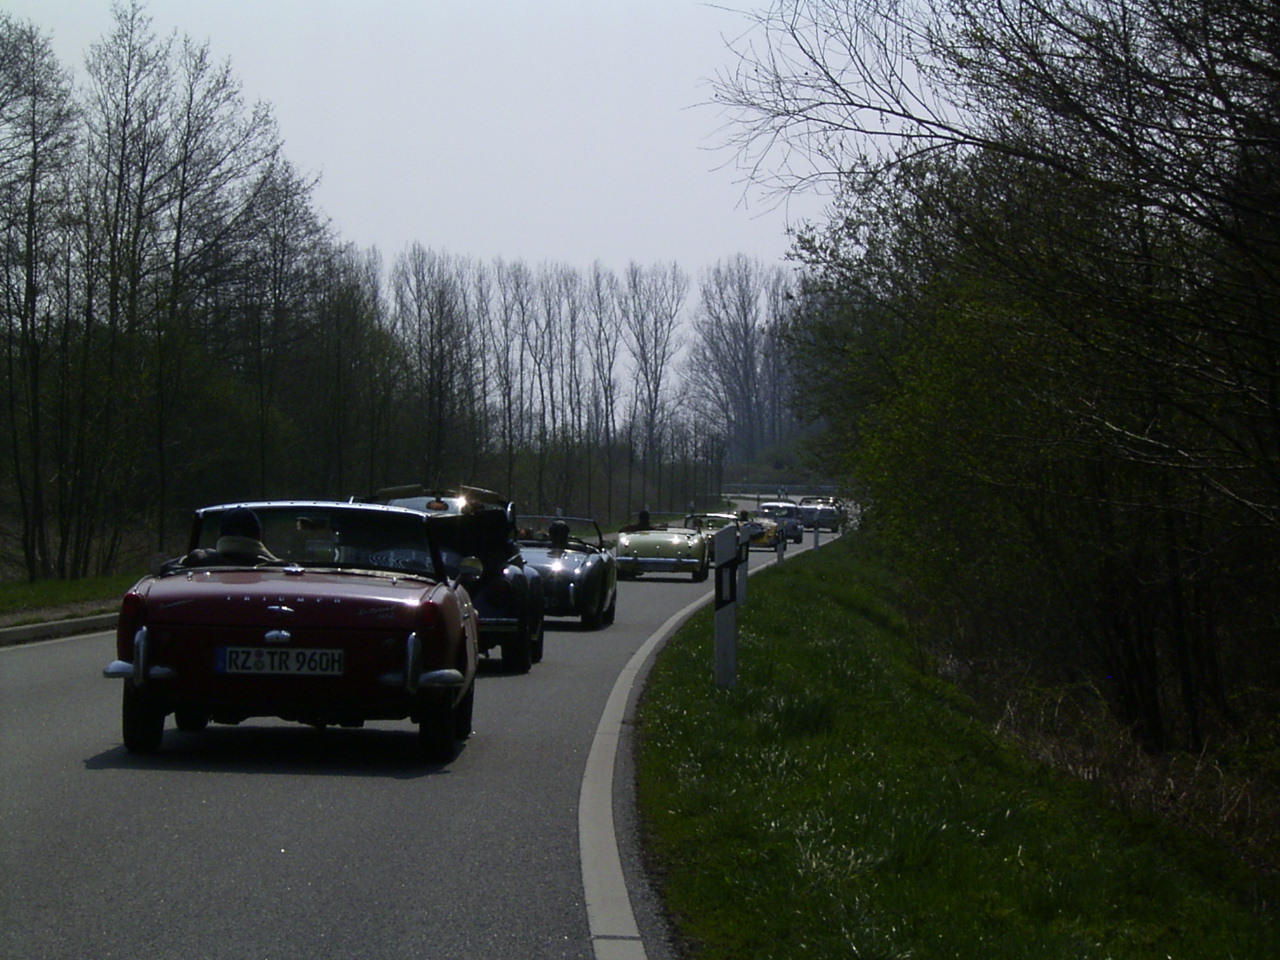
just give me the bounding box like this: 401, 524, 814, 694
418, 692, 456, 763
452, 683, 475, 741
692, 559, 709, 582
582, 589, 604, 629
502, 620, 533, 673
174, 709, 209, 732
122, 683, 165, 754
601, 589, 617, 626
530, 615, 545, 664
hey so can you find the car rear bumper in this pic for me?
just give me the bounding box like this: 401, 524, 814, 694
616, 556, 703, 574
104, 627, 466, 721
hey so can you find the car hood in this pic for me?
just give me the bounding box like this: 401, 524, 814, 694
617, 530, 702, 556
520, 545, 594, 570
131, 568, 436, 630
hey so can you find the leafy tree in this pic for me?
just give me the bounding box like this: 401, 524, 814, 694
723, 0, 1280, 750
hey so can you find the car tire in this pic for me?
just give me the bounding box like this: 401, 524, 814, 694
452, 683, 475, 741
122, 683, 165, 754
502, 620, 533, 674
601, 589, 617, 626
582, 589, 605, 629
692, 559, 709, 582
530, 615, 545, 664
418, 692, 456, 763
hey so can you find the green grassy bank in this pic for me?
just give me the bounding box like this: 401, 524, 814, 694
635, 536, 1278, 959
0, 573, 138, 623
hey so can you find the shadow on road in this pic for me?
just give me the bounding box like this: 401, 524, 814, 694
83, 722, 466, 778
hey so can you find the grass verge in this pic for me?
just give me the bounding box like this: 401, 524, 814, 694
635, 535, 1279, 959
0, 572, 139, 623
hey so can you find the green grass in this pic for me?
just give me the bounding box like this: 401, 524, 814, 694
0, 572, 140, 620
635, 537, 1279, 959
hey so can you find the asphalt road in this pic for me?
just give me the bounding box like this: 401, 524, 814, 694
0, 524, 830, 960
0, 563, 751, 960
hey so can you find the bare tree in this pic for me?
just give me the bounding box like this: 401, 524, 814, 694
302, 242, 386, 496
390, 245, 477, 481
491, 259, 535, 495
537, 264, 587, 511
526, 265, 560, 508
231, 156, 324, 498
759, 266, 800, 453
584, 262, 622, 518
463, 257, 495, 480
686, 255, 766, 463
0, 13, 78, 578
148, 32, 280, 542
61, 0, 175, 574
621, 261, 687, 502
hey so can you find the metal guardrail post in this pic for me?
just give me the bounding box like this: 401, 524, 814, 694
712, 526, 740, 689
737, 536, 750, 608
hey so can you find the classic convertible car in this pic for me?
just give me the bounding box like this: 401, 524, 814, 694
688, 510, 774, 548
517, 516, 618, 628
758, 500, 805, 542
744, 512, 782, 548
799, 496, 845, 532
615, 513, 710, 581
103, 501, 479, 762
684, 512, 739, 536
369, 485, 545, 672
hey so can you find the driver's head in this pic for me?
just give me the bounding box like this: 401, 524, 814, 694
220, 508, 263, 539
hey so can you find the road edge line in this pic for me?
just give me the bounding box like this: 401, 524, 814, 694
579, 551, 786, 960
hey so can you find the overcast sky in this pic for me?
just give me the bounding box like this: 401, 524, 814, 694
8, 0, 829, 280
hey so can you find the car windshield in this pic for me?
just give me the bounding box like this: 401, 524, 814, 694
195, 505, 439, 576
386, 495, 463, 515
518, 516, 603, 548
760, 504, 798, 519
687, 514, 735, 531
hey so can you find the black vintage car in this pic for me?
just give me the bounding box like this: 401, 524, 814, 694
517, 516, 618, 629
367, 485, 545, 673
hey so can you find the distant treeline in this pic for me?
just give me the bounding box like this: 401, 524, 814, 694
0, 4, 804, 581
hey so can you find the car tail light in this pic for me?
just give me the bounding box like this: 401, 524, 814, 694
117, 591, 145, 660
416, 601, 438, 635
412, 603, 441, 676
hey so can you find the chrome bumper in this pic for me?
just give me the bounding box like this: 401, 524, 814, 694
378, 632, 466, 693
103, 627, 176, 682
617, 555, 702, 573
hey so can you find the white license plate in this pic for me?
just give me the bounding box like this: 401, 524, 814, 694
216, 647, 344, 676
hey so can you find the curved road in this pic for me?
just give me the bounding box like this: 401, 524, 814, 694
0, 540, 815, 960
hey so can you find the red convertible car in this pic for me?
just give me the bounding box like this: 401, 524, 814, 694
103, 501, 479, 762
